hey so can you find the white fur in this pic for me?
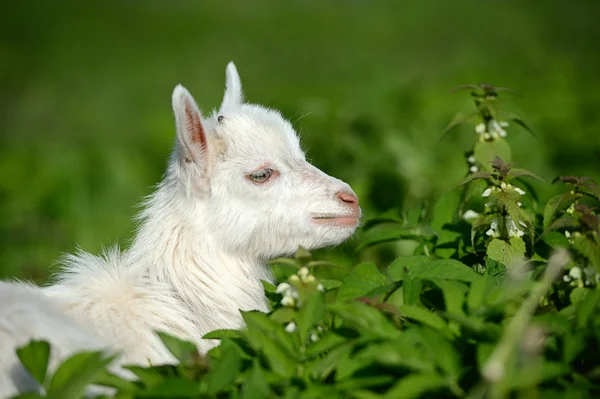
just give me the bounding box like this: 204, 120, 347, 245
0, 62, 360, 397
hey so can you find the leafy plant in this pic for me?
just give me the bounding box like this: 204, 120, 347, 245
11, 86, 600, 399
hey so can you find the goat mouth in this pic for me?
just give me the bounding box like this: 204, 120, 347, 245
312, 214, 359, 226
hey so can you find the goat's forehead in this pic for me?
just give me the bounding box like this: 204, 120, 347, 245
217, 105, 304, 160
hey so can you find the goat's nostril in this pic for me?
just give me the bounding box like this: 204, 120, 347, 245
336, 191, 359, 205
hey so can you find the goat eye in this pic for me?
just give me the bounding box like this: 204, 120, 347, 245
248, 168, 274, 183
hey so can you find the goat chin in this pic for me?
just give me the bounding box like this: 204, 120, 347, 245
0, 62, 360, 397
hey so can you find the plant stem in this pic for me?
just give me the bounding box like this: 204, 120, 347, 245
482, 250, 569, 398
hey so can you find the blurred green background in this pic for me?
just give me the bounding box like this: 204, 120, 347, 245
1, 0, 599, 282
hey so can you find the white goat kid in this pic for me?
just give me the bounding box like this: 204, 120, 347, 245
0, 62, 360, 396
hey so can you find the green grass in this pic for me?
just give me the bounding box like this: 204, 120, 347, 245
1, 0, 599, 281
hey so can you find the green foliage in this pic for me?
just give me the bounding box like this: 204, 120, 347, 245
10, 50, 600, 398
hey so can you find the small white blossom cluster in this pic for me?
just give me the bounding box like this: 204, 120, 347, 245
475, 120, 509, 141
563, 266, 600, 287
467, 155, 478, 173
482, 183, 526, 208
481, 183, 528, 238
276, 267, 325, 308
485, 216, 526, 238
463, 209, 480, 220
284, 322, 323, 341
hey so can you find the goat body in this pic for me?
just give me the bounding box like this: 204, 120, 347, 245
0, 63, 360, 397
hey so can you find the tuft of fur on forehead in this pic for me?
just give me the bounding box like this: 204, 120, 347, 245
211, 104, 304, 161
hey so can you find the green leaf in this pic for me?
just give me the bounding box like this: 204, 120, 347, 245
337, 262, 387, 302
319, 279, 343, 290
124, 365, 166, 388
572, 235, 600, 267
357, 223, 427, 251
351, 338, 435, 373
241, 311, 297, 377
543, 230, 570, 248
419, 327, 461, 379
306, 332, 347, 357
543, 192, 577, 229
242, 360, 271, 399
269, 262, 298, 282
474, 138, 511, 171
506, 113, 537, 138
403, 278, 423, 306
296, 292, 326, 343
269, 307, 296, 324
336, 375, 396, 391
563, 332, 586, 364
467, 274, 495, 313
486, 237, 525, 267
398, 304, 449, 333
206, 339, 242, 395
16, 340, 51, 386
142, 378, 201, 397
157, 332, 198, 364
509, 362, 569, 390
93, 369, 140, 392
576, 290, 600, 329
457, 171, 493, 187
330, 302, 400, 339
388, 256, 479, 282
310, 342, 354, 380
581, 179, 600, 201
471, 214, 498, 249
202, 329, 243, 340
430, 190, 461, 232
440, 111, 480, 140
430, 279, 468, 316
384, 372, 448, 399
506, 168, 544, 182
48, 351, 115, 399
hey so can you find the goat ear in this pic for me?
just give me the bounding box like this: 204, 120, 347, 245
220, 62, 243, 112
172, 85, 208, 166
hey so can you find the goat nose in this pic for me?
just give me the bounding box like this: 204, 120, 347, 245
336, 191, 359, 206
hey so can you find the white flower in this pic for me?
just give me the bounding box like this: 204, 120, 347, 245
499, 121, 509, 128
305, 275, 316, 284
486, 219, 499, 237
500, 182, 507, 189
467, 155, 476, 164
569, 267, 582, 280
463, 210, 480, 220
563, 275, 572, 282
289, 275, 300, 283
298, 267, 310, 280
514, 187, 526, 195
517, 202, 522, 207
489, 120, 507, 138
482, 188, 493, 197
506, 216, 525, 238
281, 296, 295, 307
316, 283, 325, 292
275, 283, 291, 294
310, 333, 319, 342
565, 231, 571, 238
285, 322, 297, 333
470, 165, 479, 173
483, 133, 492, 140
475, 123, 486, 134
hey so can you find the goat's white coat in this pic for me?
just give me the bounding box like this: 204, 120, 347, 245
0, 63, 360, 397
